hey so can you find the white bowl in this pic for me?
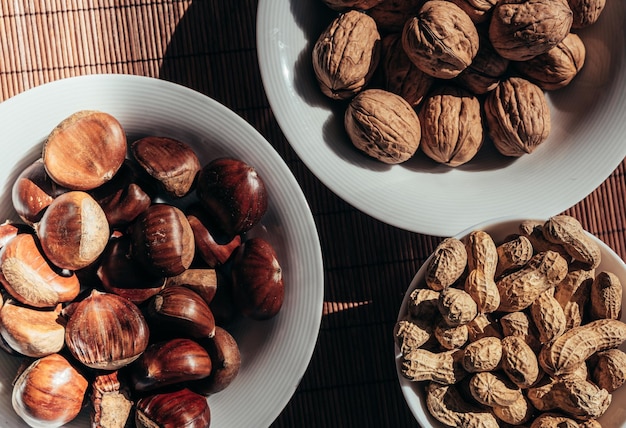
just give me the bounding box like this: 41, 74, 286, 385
257, 0, 626, 237
395, 217, 626, 427
0, 74, 324, 427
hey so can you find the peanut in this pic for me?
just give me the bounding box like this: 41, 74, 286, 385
495, 234, 533, 278
539, 318, 626, 376
462, 336, 502, 373
592, 348, 626, 393
590, 271, 622, 320
492, 394, 534, 425
426, 382, 499, 428
434, 320, 469, 350
425, 238, 467, 291
519, 220, 569, 258
501, 335, 540, 388
466, 313, 502, 342
407, 287, 440, 319
437, 286, 477, 327
464, 269, 500, 314
530, 413, 579, 428
394, 319, 433, 356
400, 348, 467, 384
542, 215, 601, 269
465, 230, 498, 277
469, 371, 522, 406
555, 268, 594, 329
499, 311, 542, 352
543, 377, 611, 420
530, 290, 567, 343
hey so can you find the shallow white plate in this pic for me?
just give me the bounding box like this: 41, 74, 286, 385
257, 0, 626, 237
0, 74, 324, 427
395, 217, 626, 427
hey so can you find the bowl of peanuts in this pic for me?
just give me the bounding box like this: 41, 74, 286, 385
0, 74, 324, 427
394, 215, 626, 427
257, 0, 626, 237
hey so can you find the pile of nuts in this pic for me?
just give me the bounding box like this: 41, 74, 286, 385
395, 215, 626, 427
0, 110, 285, 427
312, 0, 602, 165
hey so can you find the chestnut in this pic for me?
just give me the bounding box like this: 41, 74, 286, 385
164, 268, 218, 306
196, 157, 268, 238
90, 371, 133, 428
35, 190, 111, 271
12, 353, 88, 428
65, 290, 150, 370
42, 110, 127, 191
135, 388, 210, 428
231, 237, 284, 320
191, 326, 241, 395
131, 136, 201, 198
130, 203, 195, 277
0, 233, 80, 308
131, 338, 212, 392
11, 158, 68, 225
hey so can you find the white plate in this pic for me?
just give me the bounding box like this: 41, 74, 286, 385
257, 0, 626, 237
395, 217, 626, 427
0, 74, 324, 427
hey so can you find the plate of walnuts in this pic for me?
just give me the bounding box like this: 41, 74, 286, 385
257, 0, 626, 236
0, 74, 324, 427
394, 215, 626, 427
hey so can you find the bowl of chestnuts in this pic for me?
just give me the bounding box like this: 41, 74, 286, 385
0, 74, 324, 428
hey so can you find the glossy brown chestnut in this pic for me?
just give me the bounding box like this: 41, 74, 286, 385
36, 190, 111, 271
65, 290, 150, 370
191, 326, 241, 395
12, 353, 88, 428
12, 158, 68, 225
0, 221, 29, 249
131, 136, 202, 198
146, 285, 216, 339
231, 237, 284, 320
135, 388, 210, 428
130, 203, 195, 277
42, 110, 127, 191
164, 268, 218, 306
196, 157, 268, 238
131, 338, 212, 392
97, 234, 165, 304
186, 203, 242, 268
0, 233, 80, 308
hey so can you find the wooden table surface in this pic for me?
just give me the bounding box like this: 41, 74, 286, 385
1, 1, 624, 427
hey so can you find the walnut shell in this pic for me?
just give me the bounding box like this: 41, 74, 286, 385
449, 0, 498, 23
568, 0, 606, 28
514, 33, 586, 91
368, 0, 423, 33
320, 0, 383, 11
402, 0, 479, 79
344, 89, 421, 164
418, 86, 484, 167
380, 34, 435, 107
484, 77, 551, 157
489, 0, 573, 61
312, 10, 381, 100
455, 34, 510, 95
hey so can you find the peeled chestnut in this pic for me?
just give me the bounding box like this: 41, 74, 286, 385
192, 326, 241, 395
0, 233, 80, 307
196, 157, 268, 238
12, 353, 88, 428
65, 290, 150, 370
12, 158, 68, 225
36, 190, 111, 271
147, 285, 216, 339
130, 203, 195, 277
131, 136, 201, 198
131, 338, 212, 392
135, 388, 210, 428
42, 110, 127, 191
186, 203, 242, 267
231, 237, 284, 320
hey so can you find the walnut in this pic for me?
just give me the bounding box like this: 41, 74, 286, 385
344, 89, 421, 164
449, 0, 498, 23
402, 0, 479, 79
312, 10, 381, 100
484, 77, 551, 157
514, 33, 586, 91
455, 33, 510, 95
568, 0, 606, 28
489, 0, 573, 61
380, 34, 435, 107
368, 0, 423, 33
418, 85, 484, 167
321, 0, 384, 11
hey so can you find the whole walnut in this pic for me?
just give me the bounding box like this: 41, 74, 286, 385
344, 89, 421, 164
484, 77, 551, 157
449, 0, 498, 23
514, 33, 586, 91
402, 0, 479, 79
489, 0, 573, 61
312, 10, 381, 100
380, 33, 435, 107
368, 0, 423, 33
568, 0, 606, 28
418, 86, 484, 167
320, 0, 384, 11
455, 34, 510, 95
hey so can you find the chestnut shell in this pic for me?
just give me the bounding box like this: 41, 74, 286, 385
135, 388, 210, 428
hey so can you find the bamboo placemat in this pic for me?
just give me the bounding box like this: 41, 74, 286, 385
1, 1, 625, 427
